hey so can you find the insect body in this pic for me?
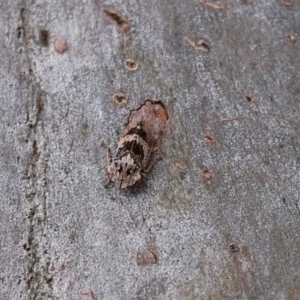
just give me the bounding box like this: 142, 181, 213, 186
107, 122, 151, 188
106, 100, 168, 189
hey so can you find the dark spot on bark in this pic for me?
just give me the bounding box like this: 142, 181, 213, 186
229, 243, 240, 253
184, 36, 211, 53
179, 172, 186, 180
39, 29, 49, 47
204, 134, 216, 143
200, 168, 213, 182
102, 8, 131, 35
23, 243, 31, 251
17, 26, 24, 39
245, 95, 254, 103
20, 7, 25, 18
46, 277, 53, 284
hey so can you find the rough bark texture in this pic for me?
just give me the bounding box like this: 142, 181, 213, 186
1, 0, 300, 299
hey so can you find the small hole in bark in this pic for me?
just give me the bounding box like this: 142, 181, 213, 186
204, 134, 216, 143
228, 243, 239, 253
102, 8, 131, 35
245, 95, 254, 103
17, 26, 24, 39
184, 36, 211, 53
112, 92, 127, 106
124, 59, 139, 71
200, 168, 213, 181
39, 29, 49, 47
282, 197, 286, 203
285, 33, 296, 43
196, 40, 210, 52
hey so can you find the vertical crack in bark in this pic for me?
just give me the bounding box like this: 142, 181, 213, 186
17, 4, 53, 299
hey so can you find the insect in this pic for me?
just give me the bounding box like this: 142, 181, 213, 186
106, 100, 168, 188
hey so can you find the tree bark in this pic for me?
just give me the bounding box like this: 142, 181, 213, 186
1, 0, 300, 299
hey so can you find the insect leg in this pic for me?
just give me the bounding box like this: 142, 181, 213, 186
144, 147, 162, 173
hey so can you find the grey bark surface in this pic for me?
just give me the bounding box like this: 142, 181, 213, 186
1, 0, 300, 299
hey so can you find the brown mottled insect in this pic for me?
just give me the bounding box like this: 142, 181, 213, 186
106, 100, 168, 188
